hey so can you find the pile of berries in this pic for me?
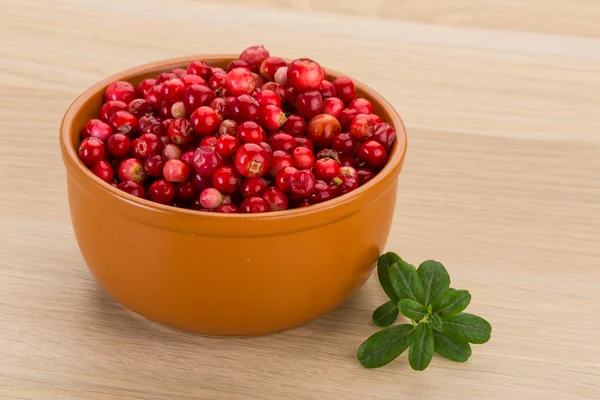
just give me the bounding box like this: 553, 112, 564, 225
78, 45, 397, 213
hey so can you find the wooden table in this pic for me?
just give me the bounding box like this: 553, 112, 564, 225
1, 0, 599, 398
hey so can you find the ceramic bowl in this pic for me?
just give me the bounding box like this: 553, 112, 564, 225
60, 55, 407, 336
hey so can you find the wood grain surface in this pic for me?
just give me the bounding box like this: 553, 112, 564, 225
1, 0, 599, 399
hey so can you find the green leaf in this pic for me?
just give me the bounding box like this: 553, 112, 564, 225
430, 313, 443, 330
417, 260, 450, 306
377, 252, 402, 302
434, 290, 471, 317
357, 324, 414, 368
438, 313, 492, 344
389, 261, 425, 303
408, 322, 434, 371
372, 301, 400, 327
433, 332, 471, 362
398, 299, 428, 321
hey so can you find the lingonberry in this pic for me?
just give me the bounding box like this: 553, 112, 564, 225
181, 150, 195, 165
356, 167, 375, 185
175, 181, 198, 203
253, 72, 265, 91
167, 118, 194, 145
332, 132, 357, 156
215, 204, 240, 213
261, 82, 285, 102
318, 80, 336, 98
316, 148, 340, 163
78, 137, 105, 167
322, 97, 344, 119
237, 121, 266, 144
226, 68, 256, 96
215, 135, 240, 158
81, 119, 102, 138
339, 155, 358, 167
217, 119, 238, 137
306, 113, 341, 148
294, 137, 315, 152
274, 66, 288, 86
234, 143, 271, 178
240, 177, 268, 198
183, 84, 215, 113
313, 158, 340, 181
162, 143, 181, 160
106, 133, 131, 158
99, 100, 127, 122
255, 90, 281, 107
161, 78, 185, 102
200, 136, 218, 147
262, 187, 289, 211
291, 147, 315, 169
339, 166, 358, 179
282, 114, 306, 137
187, 60, 212, 81
190, 106, 220, 136
132, 133, 163, 159
138, 78, 157, 97
259, 105, 287, 130
145, 85, 164, 110
172, 68, 187, 77
159, 100, 175, 119
332, 77, 356, 103
210, 97, 231, 120
239, 45, 270, 72
358, 140, 388, 169
208, 71, 227, 90
240, 196, 269, 213
170, 101, 186, 119
109, 111, 138, 136
148, 179, 176, 204
275, 166, 297, 193
260, 57, 287, 81
144, 154, 166, 177
105, 81, 136, 104
268, 150, 294, 177
289, 170, 317, 196
156, 72, 176, 84
350, 113, 375, 141
295, 91, 323, 119
193, 145, 224, 176
138, 115, 165, 136
287, 58, 324, 91
340, 108, 359, 131
91, 161, 114, 183
118, 158, 146, 184
129, 98, 154, 118
117, 181, 145, 198
212, 166, 241, 195
192, 172, 212, 191
369, 114, 382, 124
330, 174, 358, 197
181, 74, 206, 88
372, 122, 396, 150
230, 94, 260, 123
200, 188, 224, 209
350, 98, 373, 114
285, 86, 298, 105
227, 59, 251, 72
89, 121, 112, 142
268, 132, 296, 153
308, 180, 334, 204
163, 159, 192, 182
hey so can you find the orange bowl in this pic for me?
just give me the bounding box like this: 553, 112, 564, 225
60, 55, 407, 336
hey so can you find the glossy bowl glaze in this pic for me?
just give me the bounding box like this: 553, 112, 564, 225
60, 55, 407, 336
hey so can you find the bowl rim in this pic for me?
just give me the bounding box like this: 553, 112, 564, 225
60, 54, 407, 222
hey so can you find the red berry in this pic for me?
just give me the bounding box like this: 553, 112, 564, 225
255, 90, 281, 107
285, 86, 298, 105
163, 159, 192, 182
105, 81, 136, 104
275, 166, 297, 193
296, 91, 323, 119
316, 148, 340, 163
358, 140, 388, 169
170, 101, 186, 119
183, 84, 215, 113
227, 59, 251, 72
350, 98, 373, 114
313, 158, 340, 181
332, 77, 356, 103
144, 154, 166, 177
339, 166, 358, 179
261, 82, 285, 102
91, 161, 114, 183
138, 115, 165, 136
200, 188, 224, 209
368, 114, 383, 124
308, 180, 334, 204
289, 170, 317, 196
118, 158, 146, 184
282, 114, 306, 137
322, 97, 344, 119
210, 97, 231, 120
372, 123, 396, 150
291, 147, 315, 169
259, 105, 287, 130
306, 114, 341, 148
192, 173, 212, 191
217, 119, 238, 137
128, 99, 154, 118
225, 68, 256, 96
239, 45, 270, 72
78, 137, 105, 166
109, 111, 138, 136
161, 78, 185, 102
350, 114, 375, 141
237, 121, 266, 144
274, 66, 288, 86
240, 196, 269, 213
262, 187, 288, 211
159, 100, 175, 119
190, 106, 220, 136
212, 166, 241, 194
180, 150, 194, 165
149, 179, 176, 204
99, 100, 127, 122
234, 143, 271, 178
187, 60, 212, 80
260, 57, 287, 81
332, 132, 357, 156
193, 146, 224, 176
145, 85, 164, 109
294, 137, 315, 152
167, 118, 193, 145
330, 174, 358, 197
230, 94, 260, 123
81, 119, 102, 139
340, 108, 359, 131
172, 68, 187, 77
339, 155, 358, 167
106, 134, 131, 158
241, 177, 268, 198
132, 133, 163, 159
89, 121, 112, 142
181, 74, 206, 88
117, 181, 145, 198
268, 132, 296, 153
268, 150, 294, 177
215, 134, 240, 158
215, 204, 240, 213
287, 58, 324, 91
208, 71, 227, 90
175, 181, 198, 203
156, 72, 176, 84
318, 80, 336, 98
200, 136, 218, 147
138, 78, 156, 97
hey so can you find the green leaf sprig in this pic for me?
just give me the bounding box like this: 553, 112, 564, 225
357, 253, 491, 370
